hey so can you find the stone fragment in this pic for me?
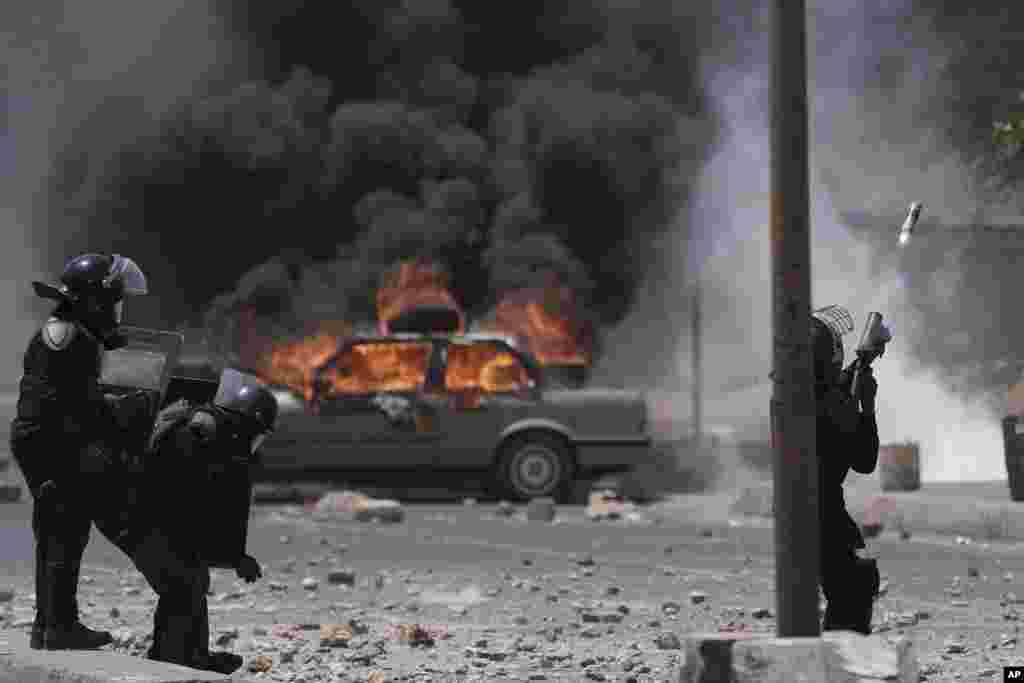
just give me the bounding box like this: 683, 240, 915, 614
248, 654, 273, 672
215, 628, 239, 647
655, 632, 681, 650
526, 498, 557, 522
328, 569, 357, 586
0, 483, 21, 503
320, 623, 354, 647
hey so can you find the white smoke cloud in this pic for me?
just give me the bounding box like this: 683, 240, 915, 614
624, 1, 1008, 482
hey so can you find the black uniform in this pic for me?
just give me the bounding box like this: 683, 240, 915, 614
817, 395, 881, 633
809, 309, 882, 635
90, 399, 262, 675
10, 310, 122, 648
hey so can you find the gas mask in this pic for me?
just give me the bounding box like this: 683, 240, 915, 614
811, 305, 854, 389
72, 295, 127, 350
190, 408, 267, 457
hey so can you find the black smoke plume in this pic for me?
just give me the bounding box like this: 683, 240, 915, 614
37, 1, 718, 361
20, 0, 1024, 444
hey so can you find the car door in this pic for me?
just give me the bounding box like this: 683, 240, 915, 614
309, 339, 439, 469
428, 340, 538, 469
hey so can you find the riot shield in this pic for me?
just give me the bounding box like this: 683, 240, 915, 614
98, 326, 183, 469
99, 326, 184, 417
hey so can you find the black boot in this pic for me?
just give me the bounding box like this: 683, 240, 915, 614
198, 651, 244, 675
42, 621, 113, 650
30, 619, 44, 650
39, 563, 112, 650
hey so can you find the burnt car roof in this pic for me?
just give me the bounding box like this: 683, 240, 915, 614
342, 333, 521, 348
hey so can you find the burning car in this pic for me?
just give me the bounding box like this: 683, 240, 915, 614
257, 333, 652, 501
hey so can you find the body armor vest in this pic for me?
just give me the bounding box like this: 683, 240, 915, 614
16, 318, 104, 430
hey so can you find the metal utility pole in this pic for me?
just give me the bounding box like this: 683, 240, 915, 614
771, 0, 820, 637
691, 280, 703, 450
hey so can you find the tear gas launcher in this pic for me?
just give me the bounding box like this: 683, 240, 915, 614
847, 312, 893, 400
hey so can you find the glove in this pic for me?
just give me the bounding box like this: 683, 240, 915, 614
235, 554, 262, 583
856, 366, 877, 414
126, 390, 156, 421
107, 390, 155, 432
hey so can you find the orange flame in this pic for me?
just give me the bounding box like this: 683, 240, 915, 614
482, 285, 592, 366
255, 322, 351, 400
376, 258, 465, 334
318, 342, 433, 396
445, 342, 533, 393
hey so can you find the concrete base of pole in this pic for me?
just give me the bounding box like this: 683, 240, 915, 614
678, 631, 917, 683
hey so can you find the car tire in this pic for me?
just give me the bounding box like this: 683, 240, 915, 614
494, 432, 575, 502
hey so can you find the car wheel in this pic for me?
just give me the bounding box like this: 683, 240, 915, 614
495, 432, 575, 502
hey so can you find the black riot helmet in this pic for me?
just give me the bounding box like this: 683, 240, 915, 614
206, 369, 279, 456
810, 305, 854, 391
33, 253, 148, 349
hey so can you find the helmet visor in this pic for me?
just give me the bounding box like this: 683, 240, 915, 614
213, 368, 260, 409
109, 255, 148, 296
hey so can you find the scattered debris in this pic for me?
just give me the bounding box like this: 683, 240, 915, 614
661, 601, 681, 615
495, 501, 515, 517
328, 569, 357, 586
586, 490, 634, 521
270, 624, 305, 640
0, 484, 21, 503
313, 490, 406, 523
388, 623, 441, 647
654, 632, 681, 650
526, 498, 557, 522
248, 654, 273, 672
320, 623, 354, 647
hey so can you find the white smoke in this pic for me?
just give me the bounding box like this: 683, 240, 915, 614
666, 1, 1006, 482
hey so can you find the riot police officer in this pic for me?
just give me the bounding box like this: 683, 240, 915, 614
91, 369, 276, 674
810, 306, 881, 634
10, 253, 150, 650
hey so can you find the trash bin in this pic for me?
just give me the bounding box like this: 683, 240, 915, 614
879, 442, 921, 492
202, 453, 256, 569
1001, 416, 1024, 502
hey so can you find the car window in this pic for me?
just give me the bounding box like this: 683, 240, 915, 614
321, 342, 433, 396
445, 342, 532, 393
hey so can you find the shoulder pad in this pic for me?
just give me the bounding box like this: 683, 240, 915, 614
41, 318, 77, 351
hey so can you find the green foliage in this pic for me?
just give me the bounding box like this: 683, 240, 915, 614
992, 94, 1024, 151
